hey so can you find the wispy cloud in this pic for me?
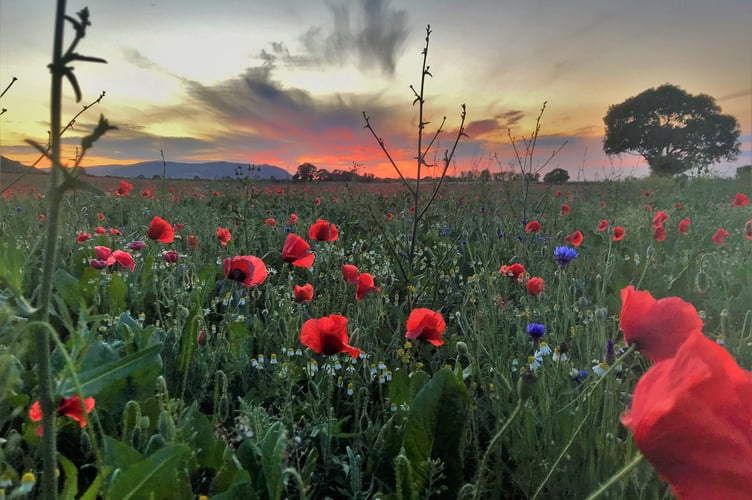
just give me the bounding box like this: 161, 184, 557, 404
299, 0, 408, 76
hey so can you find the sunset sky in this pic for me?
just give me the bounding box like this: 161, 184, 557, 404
1, 0, 750, 179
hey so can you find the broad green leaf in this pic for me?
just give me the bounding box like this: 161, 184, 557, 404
107, 443, 190, 500
58, 343, 162, 396
103, 435, 143, 470
179, 403, 226, 470
402, 367, 469, 498
107, 272, 128, 312
260, 421, 287, 500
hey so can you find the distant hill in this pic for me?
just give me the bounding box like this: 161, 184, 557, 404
0, 156, 44, 175
84, 160, 291, 180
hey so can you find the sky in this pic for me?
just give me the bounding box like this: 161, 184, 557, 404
1, 0, 751, 180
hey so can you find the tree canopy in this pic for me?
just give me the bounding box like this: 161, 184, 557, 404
603, 84, 740, 175
543, 168, 570, 184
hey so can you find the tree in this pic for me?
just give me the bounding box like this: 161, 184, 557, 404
293, 162, 317, 181
543, 168, 570, 184
603, 84, 740, 175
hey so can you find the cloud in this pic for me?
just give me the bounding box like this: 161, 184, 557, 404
299, 0, 408, 76
122, 48, 162, 72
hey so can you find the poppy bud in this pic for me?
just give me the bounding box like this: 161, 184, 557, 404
456, 341, 468, 356
197, 330, 207, 346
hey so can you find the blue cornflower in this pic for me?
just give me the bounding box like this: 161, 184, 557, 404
526, 323, 545, 341
554, 246, 578, 268
440, 226, 452, 237
15, 207, 23, 213
572, 369, 588, 384
284, 225, 292, 233
498, 230, 505, 239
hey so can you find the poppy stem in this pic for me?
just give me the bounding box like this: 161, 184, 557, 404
584, 452, 645, 500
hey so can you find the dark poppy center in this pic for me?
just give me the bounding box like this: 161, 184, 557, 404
320, 333, 343, 355
228, 268, 247, 282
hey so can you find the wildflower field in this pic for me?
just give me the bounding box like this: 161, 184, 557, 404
1, 170, 751, 498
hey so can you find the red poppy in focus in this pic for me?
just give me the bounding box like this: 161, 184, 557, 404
147, 216, 174, 243
525, 221, 541, 233
217, 227, 231, 246
115, 180, 133, 196
405, 308, 446, 346
223, 256, 267, 287
30, 395, 95, 436
76, 232, 91, 244
565, 230, 583, 247
294, 283, 314, 302
300, 314, 362, 358
731, 192, 749, 207
597, 219, 609, 232
619, 285, 703, 363
652, 210, 669, 228
342, 264, 359, 285
559, 204, 570, 216
653, 225, 666, 242
677, 217, 690, 234
711, 228, 730, 245
620, 324, 752, 499
309, 219, 339, 241
526, 277, 544, 297
613, 226, 626, 241
355, 273, 380, 300
499, 263, 525, 281
746, 219, 752, 240
282, 234, 315, 267
188, 235, 199, 249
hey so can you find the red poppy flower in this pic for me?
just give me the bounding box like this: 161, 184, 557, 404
677, 217, 690, 234
282, 234, 315, 267
746, 219, 752, 241
597, 219, 609, 232
600, 201, 606, 208
163, 250, 179, 264
620, 332, 752, 500
342, 264, 359, 285
76, 232, 91, 244
129, 240, 145, 251
526, 277, 544, 297
652, 210, 669, 228
525, 221, 541, 233
386, 212, 394, 221
30, 395, 95, 436
94, 245, 112, 261
217, 227, 232, 246
188, 235, 199, 249
565, 230, 583, 247
355, 273, 380, 300
111, 250, 135, 272
652, 225, 666, 242
731, 192, 749, 207
300, 314, 362, 358
613, 226, 626, 241
559, 204, 570, 216
309, 219, 339, 241
95, 226, 106, 235
141, 189, 153, 198
38, 213, 46, 220
554, 190, 561, 198
147, 216, 174, 243
711, 228, 730, 245
97, 213, 105, 221
619, 285, 703, 363
223, 256, 267, 287
115, 180, 133, 196
405, 308, 446, 346
288, 213, 298, 225
674, 202, 682, 209
294, 283, 314, 302
265, 217, 277, 226
173, 223, 184, 232
109, 228, 122, 237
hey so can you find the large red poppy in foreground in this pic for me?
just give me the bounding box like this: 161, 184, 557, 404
405, 308, 446, 346
146, 216, 174, 243
619, 286, 752, 499
300, 314, 362, 358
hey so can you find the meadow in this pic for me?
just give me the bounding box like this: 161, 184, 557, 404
1, 170, 750, 498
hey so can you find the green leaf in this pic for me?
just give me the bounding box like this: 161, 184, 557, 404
58, 453, 79, 499
103, 435, 143, 471
179, 403, 226, 470
402, 367, 469, 498
260, 422, 287, 500
58, 343, 162, 396
107, 444, 190, 500
106, 273, 127, 312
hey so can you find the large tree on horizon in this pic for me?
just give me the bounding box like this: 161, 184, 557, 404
603, 84, 741, 175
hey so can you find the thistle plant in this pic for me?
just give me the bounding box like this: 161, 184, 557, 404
363, 24, 467, 306
28, 2, 114, 497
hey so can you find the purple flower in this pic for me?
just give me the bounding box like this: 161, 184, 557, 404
527, 323, 545, 341
554, 246, 578, 268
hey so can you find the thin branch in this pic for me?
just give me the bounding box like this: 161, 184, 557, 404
0, 76, 18, 100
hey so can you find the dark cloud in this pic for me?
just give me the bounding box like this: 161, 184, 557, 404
462, 110, 525, 138
299, 0, 408, 76
122, 48, 162, 72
